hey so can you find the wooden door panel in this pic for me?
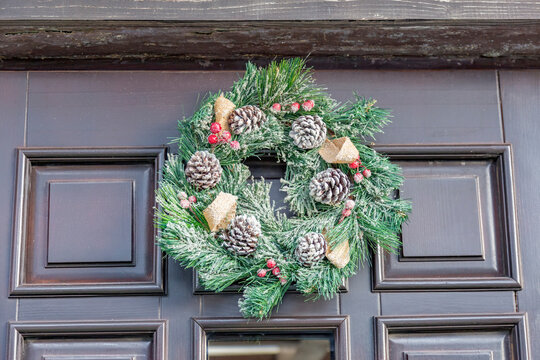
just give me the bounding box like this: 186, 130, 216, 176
201, 293, 340, 317
25, 71, 239, 148
405, 352, 493, 360
18, 297, 160, 321
193, 316, 349, 360
8, 320, 166, 360
499, 70, 540, 359
10, 147, 165, 296
0, 69, 530, 360
376, 314, 529, 360
47, 179, 134, 264
380, 291, 515, 316
373, 145, 520, 291
314, 70, 503, 145
320, 70, 509, 360
0, 72, 27, 360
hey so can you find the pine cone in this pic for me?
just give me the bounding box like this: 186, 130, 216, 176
228, 105, 267, 134
185, 151, 222, 190
309, 168, 351, 204
295, 232, 327, 267
221, 215, 261, 255
289, 115, 327, 149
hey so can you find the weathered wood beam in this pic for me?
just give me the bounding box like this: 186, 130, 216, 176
1, 20, 540, 69
2, 0, 540, 21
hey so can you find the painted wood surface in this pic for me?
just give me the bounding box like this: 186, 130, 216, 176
0, 73, 27, 360
1, 69, 534, 359
499, 70, 540, 360
2, 0, 540, 20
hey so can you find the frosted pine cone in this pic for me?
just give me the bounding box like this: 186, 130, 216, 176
221, 215, 261, 256
228, 105, 267, 134
309, 168, 351, 204
185, 151, 222, 190
289, 115, 327, 149
295, 232, 327, 267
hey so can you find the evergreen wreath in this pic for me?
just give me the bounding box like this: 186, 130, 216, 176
156, 58, 411, 319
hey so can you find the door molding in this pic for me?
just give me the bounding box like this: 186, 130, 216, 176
372, 144, 522, 291
10, 147, 167, 296
8, 320, 167, 360
375, 313, 530, 360
193, 316, 350, 360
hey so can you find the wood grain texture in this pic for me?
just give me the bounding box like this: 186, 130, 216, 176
18, 297, 159, 321
24, 70, 503, 146
0, 72, 26, 360
380, 292, 515, 315
26, 71, 238, 148
315, 70, 503, 144
405, 352, 492, 360
499, 70, 540, 360
340, 264, 379, 360
2, 21, 540, 70
47, 180, 134, 265
160, 263, 200, 360
401, 175, 484, 258
201, 293, 339, 317
2, 1, 540, 20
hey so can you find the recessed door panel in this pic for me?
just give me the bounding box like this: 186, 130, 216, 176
10, 147, 166, 296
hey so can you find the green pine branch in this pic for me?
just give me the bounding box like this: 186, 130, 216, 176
156, 58, 411, 319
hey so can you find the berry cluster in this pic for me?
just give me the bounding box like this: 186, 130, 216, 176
207, 122, 240, 150
177, 191, 197, 209
257, 258, 287, 285
348, 156, 372, 183
338, 199, 356, 224
271, 99, 315, 114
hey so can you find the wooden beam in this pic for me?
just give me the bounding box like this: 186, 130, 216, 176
2, 0, 540, 21
1, 20, 540, 70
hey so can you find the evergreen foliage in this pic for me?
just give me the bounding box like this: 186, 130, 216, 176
156, 58, 410, 319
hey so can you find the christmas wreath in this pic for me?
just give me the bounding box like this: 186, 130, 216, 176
156, 59, 410, 319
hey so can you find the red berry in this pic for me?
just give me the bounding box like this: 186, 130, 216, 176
342, 209, 352, 217
208, 134, 219, 144
230, 140, 240, 150
266, 259, 277, 269
362, 169, 372, 178
271, 103, 281, 113
345, 199, 355, 210
257, 269, 267, 277
272, 267, 280, 276
180, 199, 191, 209
210, 122, 222, 134
188, 195, 197, 203
290, 102, 300, 113
302, 100, 314, 111
279, 277, 287, 285
354, 172, 364, 183
349, 161, 359, 169
221, 131, 232, 142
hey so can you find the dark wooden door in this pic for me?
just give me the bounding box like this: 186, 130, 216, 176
1, 69, 536, 359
